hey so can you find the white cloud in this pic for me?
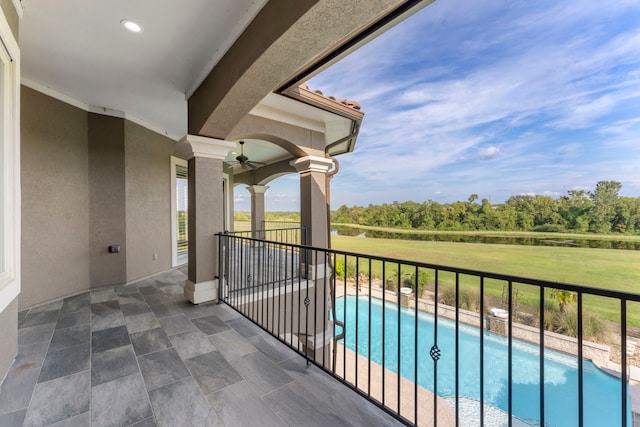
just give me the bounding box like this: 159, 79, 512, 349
308, 0, 640, 207
477, 146, 500, 160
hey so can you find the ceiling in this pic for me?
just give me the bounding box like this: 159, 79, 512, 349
224, 92, 356, 171
19, 0, 268, 140
224, 139, 291, 173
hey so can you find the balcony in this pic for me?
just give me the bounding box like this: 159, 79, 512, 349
2, 231, 639, 426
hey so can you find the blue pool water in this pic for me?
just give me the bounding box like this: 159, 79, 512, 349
335, 296, 631, 427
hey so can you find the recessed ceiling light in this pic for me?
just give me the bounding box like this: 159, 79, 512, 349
121, 19, 143, 33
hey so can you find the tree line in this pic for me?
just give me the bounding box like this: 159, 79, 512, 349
331, 181, 640, 234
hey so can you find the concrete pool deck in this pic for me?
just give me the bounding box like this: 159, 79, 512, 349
334, 344, 457, 426
334, 344, 537, 426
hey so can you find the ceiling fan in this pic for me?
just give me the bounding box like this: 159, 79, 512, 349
233, 140, 266, 170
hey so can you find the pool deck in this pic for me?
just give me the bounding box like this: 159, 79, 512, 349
334, 344, 457, 426
629, 370, 640, 423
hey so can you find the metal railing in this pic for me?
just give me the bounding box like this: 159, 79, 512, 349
217, 232, 639, 427
228, 225, 307, 246
261, 220, 302, 230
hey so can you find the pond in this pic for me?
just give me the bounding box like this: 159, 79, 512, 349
331, 226, 640, 250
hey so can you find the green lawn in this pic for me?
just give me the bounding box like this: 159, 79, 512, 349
330, 234, 640, 327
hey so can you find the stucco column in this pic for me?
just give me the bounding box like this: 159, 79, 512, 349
247, 184, 268, 238
291, 156, 333, 249
176, 135, 235, 304
291, 155, 334, 361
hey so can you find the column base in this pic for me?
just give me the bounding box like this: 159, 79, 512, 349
184, 279, 218, 305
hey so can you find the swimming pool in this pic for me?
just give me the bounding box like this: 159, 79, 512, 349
335, 295, 631, 426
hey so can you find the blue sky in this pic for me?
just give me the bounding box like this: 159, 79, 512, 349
236, 0, 640, 212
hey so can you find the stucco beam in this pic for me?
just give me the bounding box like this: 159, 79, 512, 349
234, 159, 297, 186
188, 0, 413, 139
228, 115, 311, 158
188, 0, 318, 138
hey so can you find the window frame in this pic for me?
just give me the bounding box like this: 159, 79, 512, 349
171, 156, 188, 267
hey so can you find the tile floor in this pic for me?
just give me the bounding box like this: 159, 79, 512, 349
0, 267, 403, 427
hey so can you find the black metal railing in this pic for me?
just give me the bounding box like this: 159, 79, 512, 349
217, 232, 639, 427
261, 220, 302, 230
228, 225, 307, 246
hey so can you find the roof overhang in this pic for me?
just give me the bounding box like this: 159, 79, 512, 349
250, 90, 363, 156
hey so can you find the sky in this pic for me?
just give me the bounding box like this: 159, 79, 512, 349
235, 0, 640, 212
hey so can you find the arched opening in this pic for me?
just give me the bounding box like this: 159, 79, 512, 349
232, 174, 300, 232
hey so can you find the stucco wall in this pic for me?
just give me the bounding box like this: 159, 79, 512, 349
0, 0, 18, 39
21, 88, 178, 305
88, 113, 127, 287
20, 86, 90, 308
0, 298, 17, 380
124, 120, 174, 281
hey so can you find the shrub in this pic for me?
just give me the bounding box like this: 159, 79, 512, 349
334, 258, 356, 280
583, 311, 611, 343
385, 274, 398, 292
535, 297, 559, 330
438, 286, 480, 311
547, 306, 610, 343
401, 269, 429, 296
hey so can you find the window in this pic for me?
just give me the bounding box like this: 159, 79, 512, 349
171, 156, 188, 266
0, 10, 20, 312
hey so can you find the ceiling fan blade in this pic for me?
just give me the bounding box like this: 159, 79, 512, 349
232, 142, 266, 170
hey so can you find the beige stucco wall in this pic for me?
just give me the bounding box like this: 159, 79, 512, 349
1, 0, 18, 39
21, 87, 179, 306
0, 298, 18, 379
20, 86, 91, 308
88, 113, 127, 287
124, 120, 174, 281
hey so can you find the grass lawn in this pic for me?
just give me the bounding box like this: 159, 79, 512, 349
330, 234, 640, 327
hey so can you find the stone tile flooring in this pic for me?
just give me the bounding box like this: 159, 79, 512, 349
0, 268, 403, 426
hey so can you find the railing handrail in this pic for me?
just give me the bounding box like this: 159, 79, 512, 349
261, 219, 301, 224
223, 226, 306, 235
216, 232, 640, 302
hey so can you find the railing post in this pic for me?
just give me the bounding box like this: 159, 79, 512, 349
217, 233, 224, 302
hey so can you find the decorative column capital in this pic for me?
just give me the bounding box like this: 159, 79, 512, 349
247, 185, 269, 195
175, 134, 235, 160
290, 156, 334, 174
